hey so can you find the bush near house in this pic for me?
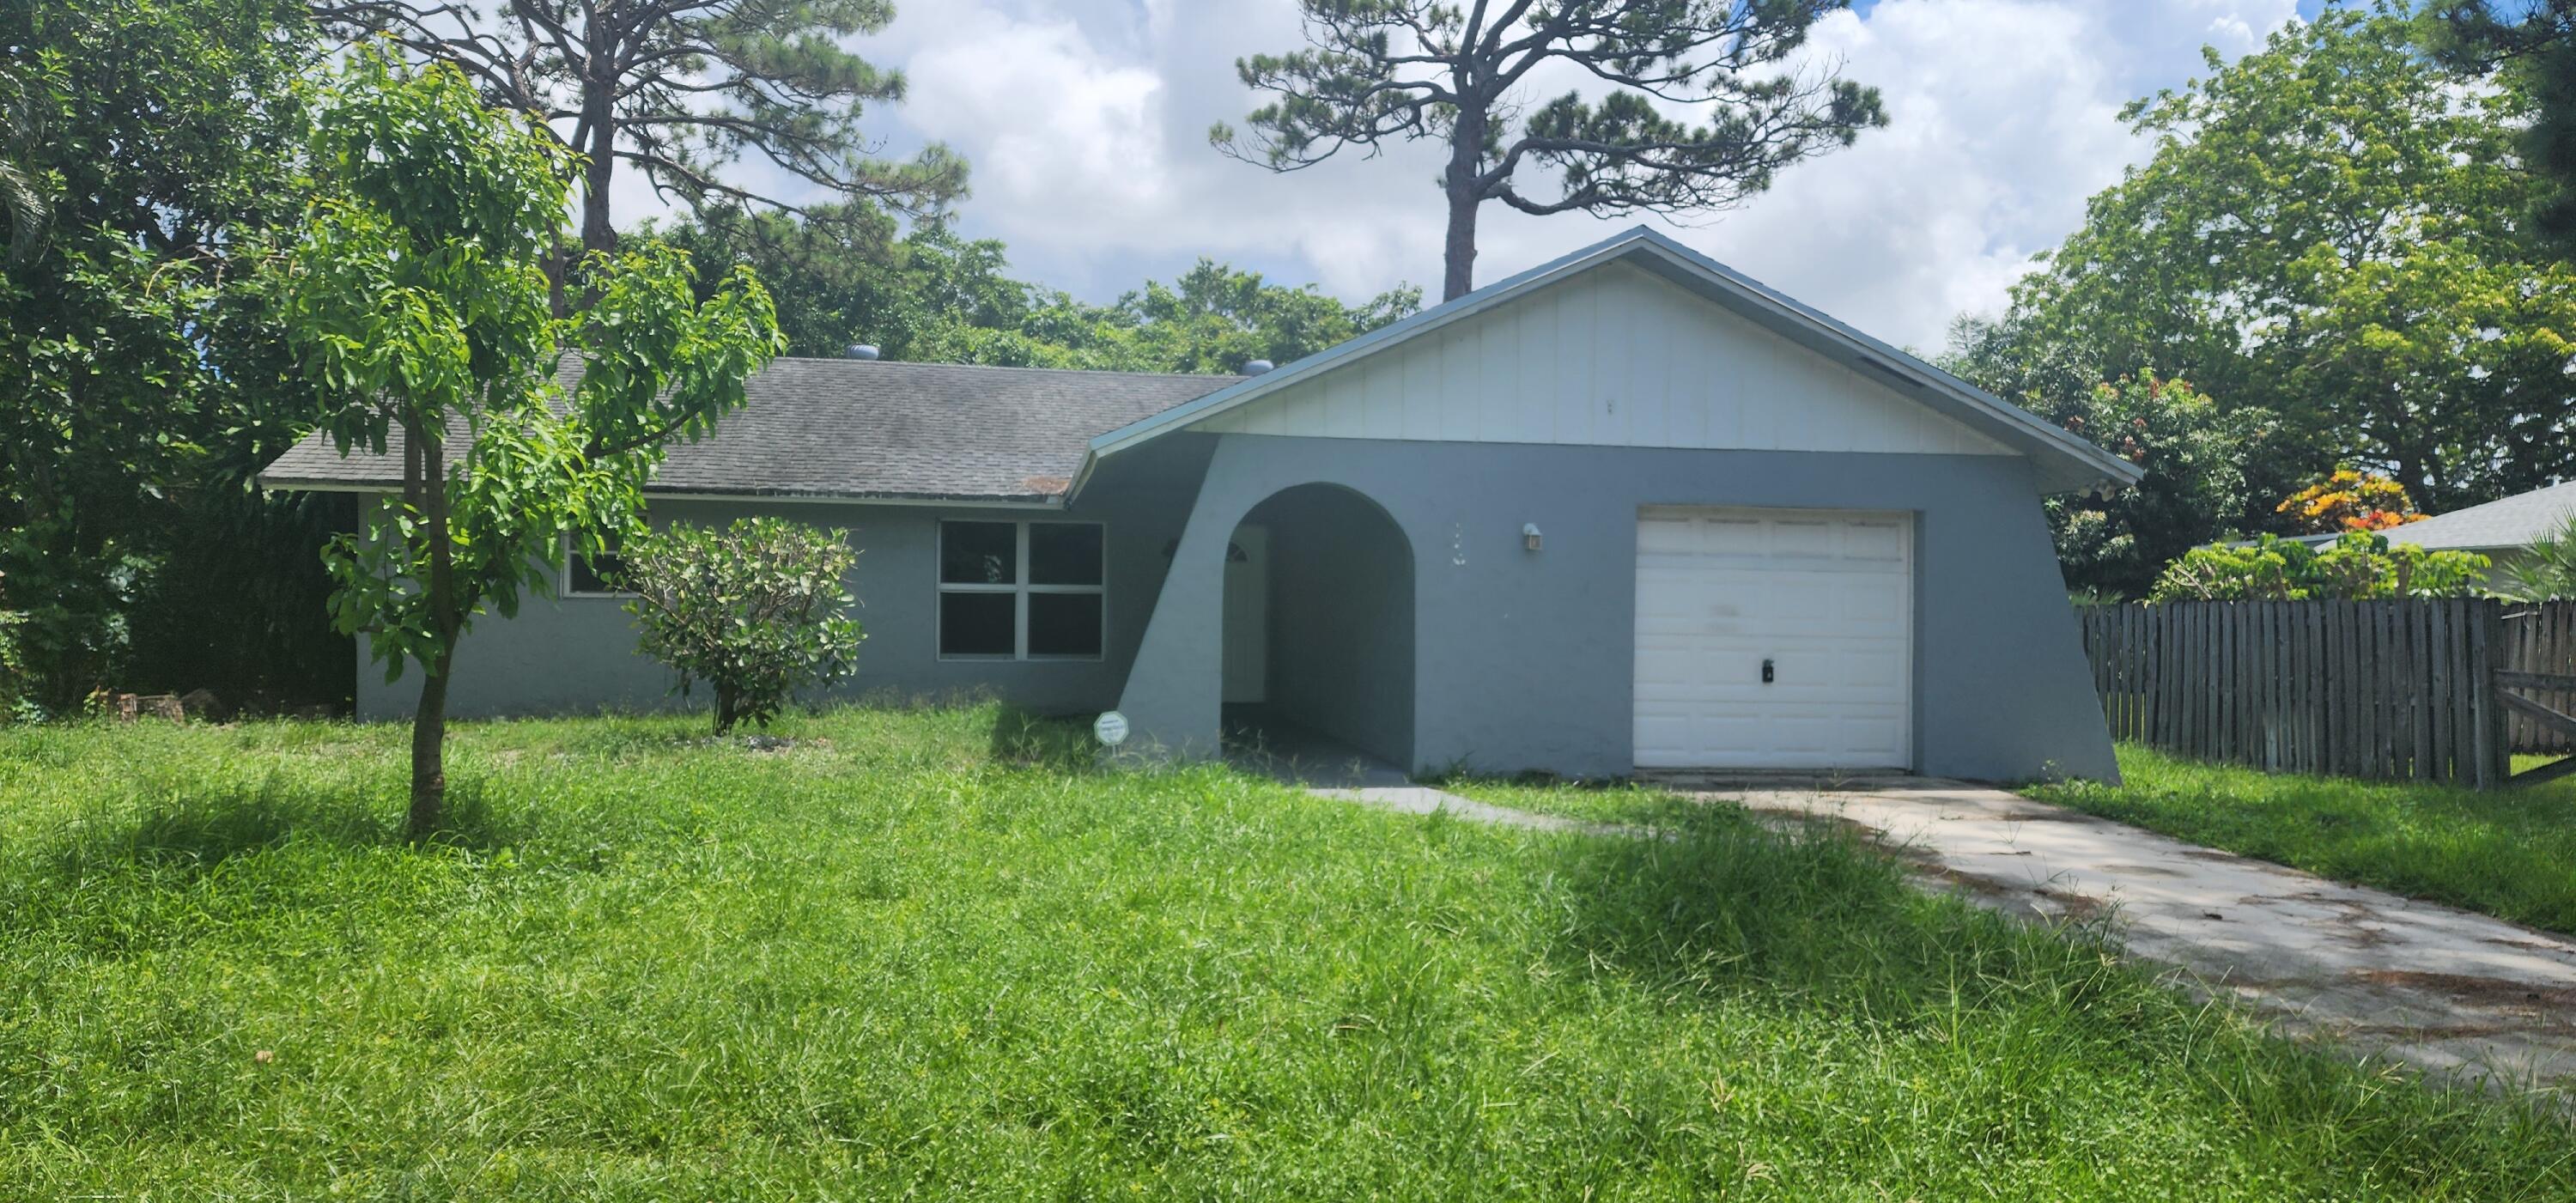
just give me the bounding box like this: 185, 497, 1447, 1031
3, 708, 2573, 1197
2150, 532, 2490, 601
619, 518, 866, 733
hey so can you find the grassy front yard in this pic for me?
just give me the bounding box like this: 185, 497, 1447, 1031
2027, 745, 2576, 937
4, 708, 2572, 1198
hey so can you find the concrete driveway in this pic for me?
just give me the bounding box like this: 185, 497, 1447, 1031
1718, 779, 2576, 1094
1306, 774, 2576, 1093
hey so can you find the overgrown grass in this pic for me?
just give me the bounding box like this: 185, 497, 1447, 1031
1442, 776, 1714, 828
2028, 744, 2576, 936
3, 708, 2571, 1198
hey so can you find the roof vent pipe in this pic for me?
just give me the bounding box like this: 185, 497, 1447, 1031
1242, 359, 1274, 375
846, 343, 881, 361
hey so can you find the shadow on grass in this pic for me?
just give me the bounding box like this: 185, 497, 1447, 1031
37, 772, 521, 887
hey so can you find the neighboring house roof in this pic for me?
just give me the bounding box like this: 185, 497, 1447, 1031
258, 357, 1240, 504
1075, 225, 2146, 497
2388, 479, 2576, 552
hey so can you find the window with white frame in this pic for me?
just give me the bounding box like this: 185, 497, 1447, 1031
563, 531, 632, 597
938, 519, 1104, 659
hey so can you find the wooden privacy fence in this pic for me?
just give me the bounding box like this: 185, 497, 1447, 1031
2077, 599, 2514, 787
2502, 602, 2576, 759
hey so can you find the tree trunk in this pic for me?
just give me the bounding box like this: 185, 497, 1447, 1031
580, 138, 616, 260
579, 39, 619, 264
1441, 101, 1487, 301
408, 420, 458, 839
714, 686, 738, 735
408, 643, 452, 837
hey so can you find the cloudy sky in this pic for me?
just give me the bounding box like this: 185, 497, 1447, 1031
615, 0, 2335, 354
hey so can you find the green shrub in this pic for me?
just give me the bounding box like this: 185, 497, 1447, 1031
2150, 532, 2489, 601
619, 518, 866, 732
2497, 511, 2576, 602
0, 579, 27, 723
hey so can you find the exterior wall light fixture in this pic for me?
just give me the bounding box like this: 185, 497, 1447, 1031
1522, 523, 1543, 552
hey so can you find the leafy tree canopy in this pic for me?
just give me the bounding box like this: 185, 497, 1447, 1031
267, 47, 782, 833
647, 205, 1422, 371
0, 0, 322, 708
1941, 336, 2265, 600
313, 0, 966, 256
1978, 4, 2576, 519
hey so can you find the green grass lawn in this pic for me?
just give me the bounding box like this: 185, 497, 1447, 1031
2026, 744, 2576, 938
1439, 778, 1708, 828
4, 708, 2572, 1199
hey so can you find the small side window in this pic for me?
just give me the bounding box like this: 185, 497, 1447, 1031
566, 532, 630, 597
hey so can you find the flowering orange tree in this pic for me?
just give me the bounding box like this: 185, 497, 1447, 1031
2275, 469, 2427, 533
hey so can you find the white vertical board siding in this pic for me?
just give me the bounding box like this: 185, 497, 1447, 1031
1633, 507, 1913, 769
1195, 261, 2011, 457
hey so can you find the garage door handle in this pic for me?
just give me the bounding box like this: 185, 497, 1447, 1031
1762, 658, 1775, 684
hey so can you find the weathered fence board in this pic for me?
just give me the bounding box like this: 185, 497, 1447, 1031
2079, 598, 2512, 787
2504, 603, 2576, 756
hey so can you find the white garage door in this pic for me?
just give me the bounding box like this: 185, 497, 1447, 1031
1633, 507, 1912, 770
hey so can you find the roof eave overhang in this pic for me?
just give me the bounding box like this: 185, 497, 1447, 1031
1074, 227, 2144, 498
256, 475, 1069, 509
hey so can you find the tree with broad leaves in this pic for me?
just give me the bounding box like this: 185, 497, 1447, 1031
266, 47, 782, 835
1212, 0, 1883, 300
2, 0, 328, 711
310, 0, 966, 261
1989, 6, 2576, 516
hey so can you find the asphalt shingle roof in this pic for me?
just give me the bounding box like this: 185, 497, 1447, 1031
258, 357, 1241, 503
2391, 479, 2576, 552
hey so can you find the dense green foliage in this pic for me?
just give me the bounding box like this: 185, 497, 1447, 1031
313, 0, 964, 256
0, 0, 342, 711
266, 48, 781, 829
3, 707, 2573, 1196
2030, 744, 2576, 936
621, 518, 866, 732
1219, 1, 1883, 299
2499, 511, 2576, 601
1939, 353, 2263, 598
648, 204, 1419, 370
2149, 532, 2492, 602
2426, 1, 2576, 258
1957, 6, 2576, 553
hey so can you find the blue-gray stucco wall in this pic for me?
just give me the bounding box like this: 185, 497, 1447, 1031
355, 440, 1212, 720
1115, 434, 2119, 784
1243, 484, 1417, 767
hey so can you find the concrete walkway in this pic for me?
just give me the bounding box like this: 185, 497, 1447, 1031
1301, 775, 2576, 1093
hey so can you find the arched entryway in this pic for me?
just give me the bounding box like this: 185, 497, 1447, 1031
1221, 483, 1415, 773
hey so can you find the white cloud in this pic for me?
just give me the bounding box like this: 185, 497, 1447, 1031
613, 0, 2306, 349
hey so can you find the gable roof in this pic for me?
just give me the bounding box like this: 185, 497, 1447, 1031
258, 357, 1240, 505
1073, 225, 2144, 496
2388, 479, 2576, 552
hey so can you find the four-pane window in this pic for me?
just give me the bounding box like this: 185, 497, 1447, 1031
564, 531, 630, 597
938, 520, 1105, 659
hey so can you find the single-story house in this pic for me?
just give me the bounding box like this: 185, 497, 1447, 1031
261, 227, 2141, 782
2389, 478, 2576, 586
